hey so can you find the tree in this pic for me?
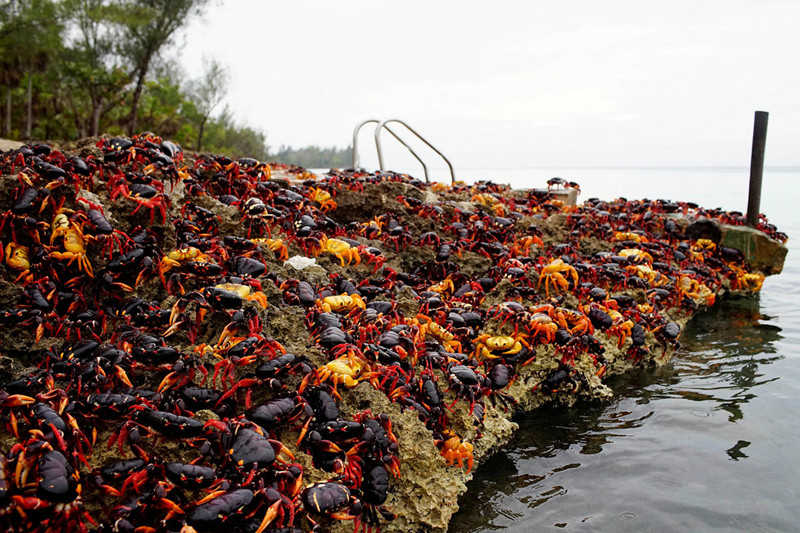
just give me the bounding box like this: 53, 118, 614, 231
119, 0, 209, 135
0, 0, 62, 137
271, 145, 353, 168
188, 56, 228, 151
0, 0, 271, 161
61, 0, 131, 136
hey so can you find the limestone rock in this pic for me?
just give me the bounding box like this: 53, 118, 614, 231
284, 255, 317, 270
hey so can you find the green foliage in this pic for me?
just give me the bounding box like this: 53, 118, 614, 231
0, 0, 272, 161
0, 0, 63, 84
271, 145, 353, 169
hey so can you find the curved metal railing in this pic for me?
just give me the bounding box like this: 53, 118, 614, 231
352, 119, 429, 181
352, 118, 455, 184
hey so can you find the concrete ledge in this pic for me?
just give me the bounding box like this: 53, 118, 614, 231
720, 224, 787, 274
530, 187, 579, 206
0, 139, 23, 151
685, 217, 787, 274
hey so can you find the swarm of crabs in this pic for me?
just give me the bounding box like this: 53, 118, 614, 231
0, 133, 783, 533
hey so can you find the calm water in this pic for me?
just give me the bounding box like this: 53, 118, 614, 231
435, 167, 799, 532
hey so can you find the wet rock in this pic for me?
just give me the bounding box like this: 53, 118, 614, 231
720, 224, 787, 274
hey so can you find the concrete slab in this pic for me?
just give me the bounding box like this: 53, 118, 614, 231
720, 224, 787, 274
684, 216, 787, 274
0, 138, 23, 151
530, 187, 579, 206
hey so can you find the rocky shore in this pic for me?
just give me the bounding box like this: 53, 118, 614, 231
0, 135, 786, 533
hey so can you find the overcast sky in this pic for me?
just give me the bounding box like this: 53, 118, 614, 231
182, 0, 799, 169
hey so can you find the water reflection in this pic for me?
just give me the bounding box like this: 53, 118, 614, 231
449, 298, 785, 532
725, 439, 751, 461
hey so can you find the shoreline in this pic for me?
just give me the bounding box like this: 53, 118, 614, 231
0, 136, 786, 533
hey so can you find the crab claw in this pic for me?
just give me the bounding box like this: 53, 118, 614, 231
99, 484, 121, 497
269, 439, 295, 461
0, 394, 35, 407
194, 489, 227, 505
361, 371, 380, 387
255, 500, 282, 533
298, 372, 313, 393
163, 320, 185, 338
331, 511, 358, 521
345, 441, 364, 456
296, 418, 312, 447
159, 497, 185, 515
316, 440, 343, 454
157, 371, 181, 393
169, 301, 183, 325
115, 365, 133, 388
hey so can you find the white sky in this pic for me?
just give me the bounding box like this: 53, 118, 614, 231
182, 0, 799, 168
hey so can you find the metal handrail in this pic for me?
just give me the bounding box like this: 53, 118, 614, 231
374, 119, 455, 184
352, 119, 429, 181
352, 119, 379, 169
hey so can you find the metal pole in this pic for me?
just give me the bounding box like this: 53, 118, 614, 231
746, 111, 768, 227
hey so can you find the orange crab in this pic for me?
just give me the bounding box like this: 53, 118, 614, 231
531, 304, 593, 335
305, 355, 375, 397
689, 238, 716, 262
537, 258, 578, 297
612, 231, 648, 243
428, 277, 455, 296
359, 216, 385, 238
159, 246, 215, 285
605, 308, 635, 348
471, 193, 506, 216
618, 248, 653, 265
251, 237, 289, 261
437, 432, 474, 473
527, 312, 559, 344
509, 235, 544, 257
626, 264, 670, 287
729, 264, 765, 292
4, 242, 33, 282
473, 333, 531, 361
416, 314, 462, 352
215, 282, 269, 308
471, 193, 498, 207
677, 275, 715, 306
316, 293, 366, 314
314, 235, 361, 266
49, 212, 93, 277
308, 187, 337, 212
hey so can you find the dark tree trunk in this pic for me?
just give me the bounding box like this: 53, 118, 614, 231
127, 55, 151, 136
197, 116, 207, 152
90, 101, 102, 137
25, 74, 31, 140
4, 88, 10, 136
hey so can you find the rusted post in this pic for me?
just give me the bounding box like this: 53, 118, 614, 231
746, 111, 768, 227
